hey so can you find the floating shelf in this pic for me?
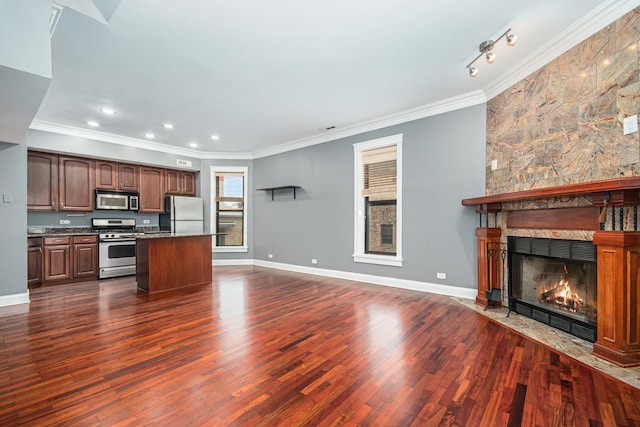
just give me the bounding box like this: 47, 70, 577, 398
257, 185, 301, 200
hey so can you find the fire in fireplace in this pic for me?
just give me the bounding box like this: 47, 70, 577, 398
508, 237, 597, 342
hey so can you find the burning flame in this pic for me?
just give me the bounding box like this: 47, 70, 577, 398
541, 279, 584, 313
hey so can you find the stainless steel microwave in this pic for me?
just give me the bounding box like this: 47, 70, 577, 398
95, 190, 139, 211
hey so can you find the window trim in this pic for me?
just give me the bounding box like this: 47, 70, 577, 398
210, 166, 249, 253
353, 134, 403, 267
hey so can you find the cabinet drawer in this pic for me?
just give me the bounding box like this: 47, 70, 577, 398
28, 237, 43, 248
73, 235, 98, 244
44, 236, 71, 245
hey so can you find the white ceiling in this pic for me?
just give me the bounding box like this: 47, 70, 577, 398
28, 0, 635, 158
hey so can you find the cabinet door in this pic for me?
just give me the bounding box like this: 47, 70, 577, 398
27, 151, 58, 211
95, 160, 118, 189
139, 166, 165, 213
28, 247, 43, 286
165, 169, 181, 194
119, 163, 139, 191
74, 243, 98, 278
44, 245, 71, 281
182, 171, 196, 196
59, 156, 95, 211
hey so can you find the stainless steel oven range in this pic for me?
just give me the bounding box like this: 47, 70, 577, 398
92, 218, 144, 279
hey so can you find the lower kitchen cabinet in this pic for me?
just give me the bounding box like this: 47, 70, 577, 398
28, 237, 43, 286
42, 235, 98, 284
73, 236, 98, 278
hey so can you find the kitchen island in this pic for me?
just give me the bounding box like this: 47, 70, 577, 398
136, 233, 212, 295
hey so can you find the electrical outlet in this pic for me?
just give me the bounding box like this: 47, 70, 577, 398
623, 115, 638, 135
436, 272, 446, 279
491, 159, 498, 171
268, 254, 273, 259
311, 259, 318, 264
59, 219, 71, 225
143, 220, 150, 224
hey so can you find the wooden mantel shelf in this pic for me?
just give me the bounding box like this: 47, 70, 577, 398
462, 177, 640, 207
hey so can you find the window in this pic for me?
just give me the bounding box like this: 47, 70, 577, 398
211, 166, 248, 252
353, 134, 402, 266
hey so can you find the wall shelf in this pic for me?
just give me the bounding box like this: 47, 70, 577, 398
257, 185, 301, 200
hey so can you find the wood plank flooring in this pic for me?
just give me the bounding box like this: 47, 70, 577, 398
1, 266, 639, 426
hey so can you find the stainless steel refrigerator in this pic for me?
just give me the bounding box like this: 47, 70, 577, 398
160, 196, 204, 234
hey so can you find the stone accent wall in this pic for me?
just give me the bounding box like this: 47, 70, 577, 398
486, 8, 640, 196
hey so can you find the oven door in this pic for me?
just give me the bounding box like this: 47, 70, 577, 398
99, 240, 136, 268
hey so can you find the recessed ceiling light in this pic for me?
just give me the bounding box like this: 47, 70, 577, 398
100, 108, 116, 115
210, 135, 220, 140
189, 142, 198, 148
145, 133, 156, 139
87, 121, 100, 127
163, 123, 174, 129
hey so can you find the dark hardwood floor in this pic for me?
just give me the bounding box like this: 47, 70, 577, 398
1, 266, 639, 426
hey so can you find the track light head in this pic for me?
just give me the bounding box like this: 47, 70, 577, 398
485, 51, 496, 63
465, 28, 518, 77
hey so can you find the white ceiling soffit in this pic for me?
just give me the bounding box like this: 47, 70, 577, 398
53, 0, 122, 25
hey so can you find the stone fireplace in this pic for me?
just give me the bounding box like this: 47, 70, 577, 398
463, 177, 640, 367
508, 236, 597, 342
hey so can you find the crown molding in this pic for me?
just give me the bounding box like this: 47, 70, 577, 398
252, 90, 487, 159
29, 120, 252, 160
483, 0, 640, 101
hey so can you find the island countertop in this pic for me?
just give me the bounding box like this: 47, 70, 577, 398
136, 232, 217, 239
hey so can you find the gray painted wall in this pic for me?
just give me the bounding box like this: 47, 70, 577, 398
0, 142, 28, 297
253, 104, 486, 290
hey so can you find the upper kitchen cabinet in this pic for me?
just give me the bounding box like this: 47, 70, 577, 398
58, 156, 95, 211
95, 160, 139, 191
165, 169, 196, 196
28, 151, 94, 212
27, 151, 58, 211
139, 166, 164, 213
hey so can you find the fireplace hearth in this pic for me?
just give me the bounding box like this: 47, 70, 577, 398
508, 237, 597, 342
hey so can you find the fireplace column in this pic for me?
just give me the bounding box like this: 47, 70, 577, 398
474, 203, 502, 307
592, 231, 640, 367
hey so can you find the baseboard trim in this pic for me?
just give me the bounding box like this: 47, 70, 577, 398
213, 258, 476, 300
212, 258, 255, 266
0, 291, 30, 307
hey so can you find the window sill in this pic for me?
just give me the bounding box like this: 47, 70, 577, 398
353, 253, 403, 267
213, 246, 248, 253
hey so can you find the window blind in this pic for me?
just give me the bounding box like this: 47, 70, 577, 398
362, 145, 396, 200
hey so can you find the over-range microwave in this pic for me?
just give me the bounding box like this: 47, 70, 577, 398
95, 190, 139, 211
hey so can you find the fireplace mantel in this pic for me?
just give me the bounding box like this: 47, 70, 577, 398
461, 176, 640, 367
461, 176, 640, 207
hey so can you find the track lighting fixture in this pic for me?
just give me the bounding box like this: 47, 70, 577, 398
466, 28, 518, 77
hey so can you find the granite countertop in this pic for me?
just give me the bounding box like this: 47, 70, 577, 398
136, 232, 216, 239
27, 226, 161, 237
27, 227, 97, 237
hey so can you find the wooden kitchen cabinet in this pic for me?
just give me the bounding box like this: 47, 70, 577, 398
73, 235, 98, 278
165, 169, 196, 196
58, 155, 95, 211
42, 235, 98, 284
43, 236, 72, 282
28, 237, 43, 286
27, 152, 58, 211
96, 161, 139, 191
28, 151, 93, 212
119, 163, 139, 191
139, 166, 165, 213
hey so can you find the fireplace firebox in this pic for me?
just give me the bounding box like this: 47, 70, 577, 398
508, 237, 597, 342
